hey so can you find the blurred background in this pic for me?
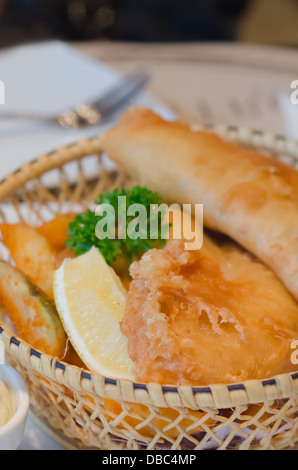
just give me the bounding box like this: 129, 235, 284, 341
0, 0, 298, 48
0, 0, 298, 179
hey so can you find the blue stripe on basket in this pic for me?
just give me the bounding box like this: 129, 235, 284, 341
81, 371, 90, 379
261, 379, 277, 386
192, 387, 212, 394
133, 383, 147, 390
30, 348, 41, 359
42, 365, 298, 392
162, 386, 179, 393
54, 361, 65, 370
10, 337, 20, 347
105, 378, 117, 385
227, 384, 246, 391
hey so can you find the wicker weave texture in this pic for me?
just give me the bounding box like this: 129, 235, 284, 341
0, 126, 297, 450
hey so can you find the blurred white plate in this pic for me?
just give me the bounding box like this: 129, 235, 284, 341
0, 40, 175, 178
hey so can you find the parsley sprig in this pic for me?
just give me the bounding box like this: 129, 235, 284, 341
65, 186, 168, 265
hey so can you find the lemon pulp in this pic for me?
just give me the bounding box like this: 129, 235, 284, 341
53, 246, 134, 379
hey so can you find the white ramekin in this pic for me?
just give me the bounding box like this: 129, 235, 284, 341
0, 364, 29, 450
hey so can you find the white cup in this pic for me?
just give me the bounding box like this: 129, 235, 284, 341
0, 364, 29, 450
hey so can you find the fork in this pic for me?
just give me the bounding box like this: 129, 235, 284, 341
0, 70, 150, 128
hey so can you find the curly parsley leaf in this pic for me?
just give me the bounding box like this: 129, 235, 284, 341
65, 186, 168, 265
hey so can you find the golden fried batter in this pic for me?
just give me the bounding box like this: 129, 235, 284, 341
103, 108, 298, 301
122, 238, 298, 385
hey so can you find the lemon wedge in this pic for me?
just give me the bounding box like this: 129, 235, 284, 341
53, 246, 134, 380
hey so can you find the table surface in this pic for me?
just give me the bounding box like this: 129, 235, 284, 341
11, 40, 298, 450
76, 41, 298, 132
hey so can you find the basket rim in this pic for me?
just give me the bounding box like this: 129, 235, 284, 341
0, 122, 298, 410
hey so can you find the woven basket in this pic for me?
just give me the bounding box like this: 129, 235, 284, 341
0, 125, 298, 451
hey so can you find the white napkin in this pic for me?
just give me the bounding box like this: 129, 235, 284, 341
0, 41, 175, 178
277, 91, 298, 140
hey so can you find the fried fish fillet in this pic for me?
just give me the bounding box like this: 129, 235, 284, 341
103, 108, 298, 301
121, 237, 298, 385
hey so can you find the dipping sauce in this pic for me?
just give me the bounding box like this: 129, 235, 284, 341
0, 381, 13, 428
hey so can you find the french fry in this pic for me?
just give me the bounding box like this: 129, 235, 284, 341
0, 223, 57, 298
36, 213, 77, 251
0, 261, 67, 357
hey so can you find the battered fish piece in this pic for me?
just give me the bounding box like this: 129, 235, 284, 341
103, 108, 298, 301
121, 238, 298, 385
